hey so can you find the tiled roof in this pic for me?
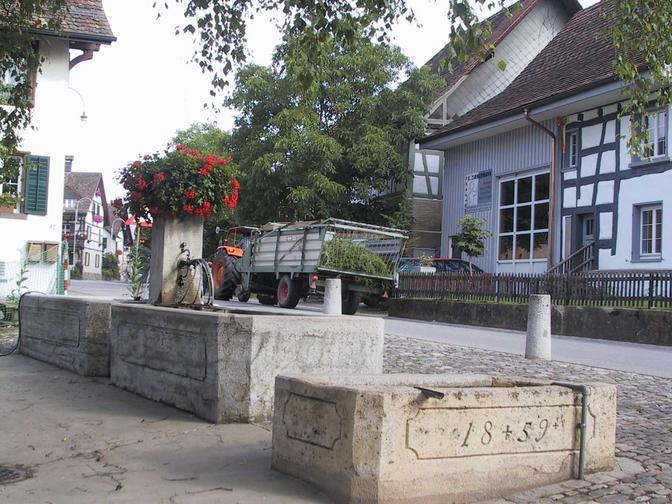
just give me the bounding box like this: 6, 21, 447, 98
422, 0, 624, 141
33, 0, 115, 43
64, 172, 103, 212
424, 0, 582, 94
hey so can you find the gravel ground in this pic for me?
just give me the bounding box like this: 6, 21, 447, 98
384, 334, 672, 503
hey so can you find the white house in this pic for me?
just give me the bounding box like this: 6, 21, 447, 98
420, 0, 671, 274
0, 1, 115, 296
62, 170, 111, 280
404, 0, 583, 257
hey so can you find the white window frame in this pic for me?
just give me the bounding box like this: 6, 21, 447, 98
640, 204, 663, 257
638, 108, 668, 160
497, 170, 551, 264
567, 131, 578, 168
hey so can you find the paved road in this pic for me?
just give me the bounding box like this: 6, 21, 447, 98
68, 279, 672, 378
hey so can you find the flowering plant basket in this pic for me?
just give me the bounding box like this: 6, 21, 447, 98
117, 145, 239, 221
93, 214, 104, 223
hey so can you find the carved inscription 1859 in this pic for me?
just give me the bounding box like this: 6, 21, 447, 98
406, 406, 579, 459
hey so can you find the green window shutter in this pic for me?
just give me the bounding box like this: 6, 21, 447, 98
24, 155, 50, 215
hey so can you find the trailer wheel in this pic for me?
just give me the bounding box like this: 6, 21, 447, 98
342, 291, 361, 315
257, 294, 277, 306
277, 275, 300, 309
212, 252, 239, 300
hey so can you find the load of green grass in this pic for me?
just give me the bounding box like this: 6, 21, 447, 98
320, 238, 391, 277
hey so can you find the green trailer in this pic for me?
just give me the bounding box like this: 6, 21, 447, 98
213, 219, 407, 314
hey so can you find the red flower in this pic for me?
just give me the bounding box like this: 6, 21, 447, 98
185, 190, 196, 200
203, 200, 212, 210
150, 206, 158, 214
183, 204, 194, 213
231, 178, 240, 189
137, 178, 149, 190
205, 154, 217, 165
199, 167, 210, 176
130, 191, 143, 201
176, 144, 186, 151
132, 161, 142, 168
111, 198, 123, 208
154, 172, 166, 182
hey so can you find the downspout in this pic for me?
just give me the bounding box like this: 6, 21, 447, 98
524, 109, 556, 270
551, 382, 590, 479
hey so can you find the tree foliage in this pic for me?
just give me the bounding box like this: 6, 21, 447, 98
227, 35, 441, 225
456, 215, 491, 273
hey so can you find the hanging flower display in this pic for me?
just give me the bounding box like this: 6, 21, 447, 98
93, 214, 104, 223
116, 145, 238, 221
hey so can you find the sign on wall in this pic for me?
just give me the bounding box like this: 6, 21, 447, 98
464, 170, 492, 211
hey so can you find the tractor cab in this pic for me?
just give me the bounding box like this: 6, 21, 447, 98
216, 226, 259, 258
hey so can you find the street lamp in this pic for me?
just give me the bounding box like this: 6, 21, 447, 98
68, 87, 88, 122
71, 196, 93, 272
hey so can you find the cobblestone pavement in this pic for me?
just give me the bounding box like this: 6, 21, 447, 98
384, 334, 672, 504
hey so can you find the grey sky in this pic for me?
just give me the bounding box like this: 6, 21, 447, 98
66, 0, 600, 199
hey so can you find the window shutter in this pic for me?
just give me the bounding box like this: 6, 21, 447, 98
24, 155, 49, 215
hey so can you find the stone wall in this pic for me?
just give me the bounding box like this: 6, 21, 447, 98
19, 294, 111, 376
110, 304, 384, 423
389, 299, 672, 346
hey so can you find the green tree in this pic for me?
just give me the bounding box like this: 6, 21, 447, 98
4, 1, 670, 159
227, 35, 441, 226
101, 252, 120, 281
456, 215, 491, 274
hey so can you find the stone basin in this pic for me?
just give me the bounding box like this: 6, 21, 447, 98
272, 374, 617, 504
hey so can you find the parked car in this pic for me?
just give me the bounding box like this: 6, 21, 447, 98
398, 257, 484, 274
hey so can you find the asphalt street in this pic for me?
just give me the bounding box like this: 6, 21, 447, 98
68, 279, 672, 378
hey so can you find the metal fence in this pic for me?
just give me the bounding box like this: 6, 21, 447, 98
395, 270, 672, 309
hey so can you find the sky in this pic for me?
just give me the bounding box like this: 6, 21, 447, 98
67, 0, 599, 199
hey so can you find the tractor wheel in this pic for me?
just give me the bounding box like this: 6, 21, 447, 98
212, 252, 240, 300
362, 295, 380, 308
257, 294, 277, 306
237, 290, 251, 303
277, 275, 300, 309
342, 291, 361, 315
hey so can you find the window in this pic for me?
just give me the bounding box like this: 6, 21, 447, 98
94, 254, 100, 268
566, 131, 578, 168
640, 205, 663, 257
84, 252, 90, 266
498, 172, 550, 262
641, 109, 667, 159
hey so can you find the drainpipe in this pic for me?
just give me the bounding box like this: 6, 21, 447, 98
552, 382, 590, 479
524, 109, 556, 270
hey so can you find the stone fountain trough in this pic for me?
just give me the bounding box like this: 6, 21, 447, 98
272, 374, 617, 504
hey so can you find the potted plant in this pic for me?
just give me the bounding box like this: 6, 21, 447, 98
117, 144, 238, 303
418, 255, 436, 274
0, 192, 18, 213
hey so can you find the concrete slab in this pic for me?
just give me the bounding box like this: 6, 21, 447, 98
110, 303, 384, 423
272, 374, 617, 504
19, 294, 111, 376
0, 354, 329, 503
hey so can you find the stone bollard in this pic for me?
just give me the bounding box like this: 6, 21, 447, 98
324, 278, 342, 315
525, 294, 551, 359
